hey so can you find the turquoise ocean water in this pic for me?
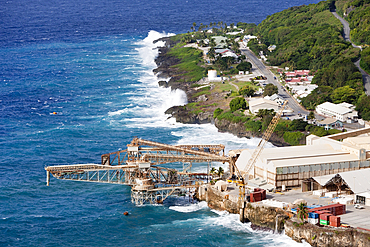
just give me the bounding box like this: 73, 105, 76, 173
1, 0, 321, 246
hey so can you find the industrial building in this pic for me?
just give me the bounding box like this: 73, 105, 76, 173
249, 98, 279, 114
316, 102, 358, 122
231, 127, 370, 189
302, 168, 370, 206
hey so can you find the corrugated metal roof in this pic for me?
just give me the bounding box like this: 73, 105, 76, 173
271, 153, 358, 168
313, 168, 370, 194
339, 169, 370, 194
317, 102, 353, 115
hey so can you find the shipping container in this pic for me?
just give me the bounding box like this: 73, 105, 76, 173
329, 216, 341, 227
308, 204, 346, 216
308, 212, 319, 219
308, 218, 319, 225
320, 219, 328, 225
320, 213, 332, 221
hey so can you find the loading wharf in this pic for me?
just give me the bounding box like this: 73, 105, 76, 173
45, 137, 235, 205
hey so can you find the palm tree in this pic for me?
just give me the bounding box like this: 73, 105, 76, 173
210, 167, 216, 176
297, 202, 308, 222
217, 167, 224, 178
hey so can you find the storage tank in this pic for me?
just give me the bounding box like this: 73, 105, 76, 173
208, 70, 217, 80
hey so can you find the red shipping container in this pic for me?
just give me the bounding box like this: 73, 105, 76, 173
320, 213, 332, 221
329, 216, 341, 227
262, 190, 266, 200
250, 192, 262, 202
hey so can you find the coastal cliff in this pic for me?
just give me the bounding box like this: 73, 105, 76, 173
285, 220, 370, 247
196, 185, 370, 247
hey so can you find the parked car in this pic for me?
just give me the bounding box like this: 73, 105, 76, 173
354, 204, 364, 209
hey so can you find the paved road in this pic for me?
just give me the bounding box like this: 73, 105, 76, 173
331, 10, 370, 96
240, 48, 308, 116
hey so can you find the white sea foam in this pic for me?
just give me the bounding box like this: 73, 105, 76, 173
135, 30, 175, 67
205, 211, 311, 247
169, 201, 208, 213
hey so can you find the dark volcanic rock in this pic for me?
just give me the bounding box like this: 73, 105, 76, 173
158, 80, 168, 87
165, 105, 212, 124
214, 118, 290, 147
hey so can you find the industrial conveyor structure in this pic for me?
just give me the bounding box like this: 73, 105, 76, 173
45, 138, 234, 205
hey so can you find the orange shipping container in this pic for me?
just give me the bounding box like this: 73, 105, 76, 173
329, 216, 341, 227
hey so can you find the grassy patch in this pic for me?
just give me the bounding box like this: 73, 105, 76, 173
168, 46, 205, 82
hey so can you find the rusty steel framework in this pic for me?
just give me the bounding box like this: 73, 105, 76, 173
243, 100, 288, 177
45, 138, 234, 205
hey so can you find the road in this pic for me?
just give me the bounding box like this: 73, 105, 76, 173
331, 10, 370, 96
240, 48, 308, 116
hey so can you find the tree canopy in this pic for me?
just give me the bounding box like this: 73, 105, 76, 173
229, 97, 247, 112
239, 85, 255, 97
236, 62, 252, 72
263, 84, 278, 96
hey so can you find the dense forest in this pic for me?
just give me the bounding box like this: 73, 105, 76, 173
249, 0, 370, 120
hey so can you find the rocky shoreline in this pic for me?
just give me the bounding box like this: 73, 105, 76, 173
153, 37, 291, 147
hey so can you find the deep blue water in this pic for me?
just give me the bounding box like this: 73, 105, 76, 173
1, 0, 322, 246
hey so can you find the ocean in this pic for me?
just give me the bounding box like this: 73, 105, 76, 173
0, 0, 321, 246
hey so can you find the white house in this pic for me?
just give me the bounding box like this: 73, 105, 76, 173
249, 98, 279, 114
264, 93, 284, 105
316, 102, 358, 122
242, 35, 257, 46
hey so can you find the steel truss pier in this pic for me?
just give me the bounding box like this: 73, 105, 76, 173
131, 186, 195, 205
45, 138, 234, 205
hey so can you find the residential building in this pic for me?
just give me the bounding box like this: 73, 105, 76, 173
317, 118, 343, 130
264, 93, 284, 105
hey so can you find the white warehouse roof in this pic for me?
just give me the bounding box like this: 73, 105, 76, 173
235, 144, 359, 172
313, 168, 370, 194
317, 102, 353, 115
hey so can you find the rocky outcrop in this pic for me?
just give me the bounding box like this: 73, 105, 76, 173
214, 118, 291, 147
241, 203, 288, 233
285, 220, 370, 247
196, 184, 239, 214
196, 185, 288, 232
165, 105, 212, 124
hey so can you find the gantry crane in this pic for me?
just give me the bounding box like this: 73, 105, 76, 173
234, 100, 288, 200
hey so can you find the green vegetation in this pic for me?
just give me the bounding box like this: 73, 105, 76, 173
248, 0, 370, 117
239, 86, 255, 97
167, 45, 205, 82
192, 86, 211, 98
263, 84, 278, 96
213, 108, 224, 118
185, 102, 217, 114
336, 0, 370, 45
360, 47, 370, 74
229, 97, 247, 112
236, 62, 252, 72
216, 110, 250, 123
283, 131, 305, 145
356, 93, 370, 119
297, 202, 308, 222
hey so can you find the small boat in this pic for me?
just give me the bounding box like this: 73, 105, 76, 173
123, 211, 129, 216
